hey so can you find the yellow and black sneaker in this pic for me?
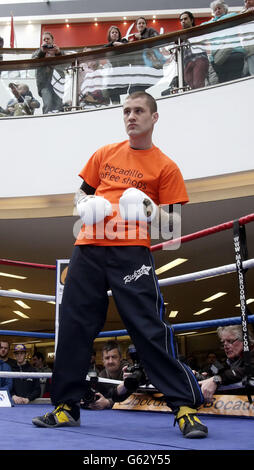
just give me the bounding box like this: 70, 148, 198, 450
32, 403, 80, 428
175, 407, 208, 438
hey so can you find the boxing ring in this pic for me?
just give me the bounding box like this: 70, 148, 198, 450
0, 213, 254, 453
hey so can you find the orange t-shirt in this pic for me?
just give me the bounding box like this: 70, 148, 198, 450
75, 140, 189, 247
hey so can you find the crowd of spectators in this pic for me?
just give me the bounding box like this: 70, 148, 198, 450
0, 1, 254, 115
1, 325, 254, 408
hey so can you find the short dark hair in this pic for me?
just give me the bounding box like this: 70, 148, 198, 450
102, 341, 121, 356
179, 11, 196, 26
33, 351, 45, 361
125, 91, 157, 114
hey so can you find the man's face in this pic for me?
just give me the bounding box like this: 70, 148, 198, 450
220, 333, 243, 360
14, 351, 26, 365
180, 14, 193, 29
43, 34, 53, 46
102, 348, 121, 374
0, 342, 9, 360
17, 84, 28, 95
123, 97, 158, 139
32, 356, 42, 368
245, 0, 254, 9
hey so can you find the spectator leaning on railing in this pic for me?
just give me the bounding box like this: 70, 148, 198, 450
198, 325, 254, 402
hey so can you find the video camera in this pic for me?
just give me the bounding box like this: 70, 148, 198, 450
80, 371, 100, 409
124, 345, 147, 392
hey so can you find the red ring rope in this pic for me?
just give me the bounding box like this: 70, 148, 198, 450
0, 213, 253, 267
151, 213, 254, 252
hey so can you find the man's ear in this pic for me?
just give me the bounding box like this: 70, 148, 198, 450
152, 112, 159, 124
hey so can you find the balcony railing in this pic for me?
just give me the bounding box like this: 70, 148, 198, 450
0, 11, 253, 118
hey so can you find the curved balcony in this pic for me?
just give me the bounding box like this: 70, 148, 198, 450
0, 12, 253, 115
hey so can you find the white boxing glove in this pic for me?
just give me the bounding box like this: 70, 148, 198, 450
119, 188, 157, 222
77, 195, 112, 225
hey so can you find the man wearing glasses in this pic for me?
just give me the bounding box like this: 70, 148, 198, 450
199, 325, 254, 402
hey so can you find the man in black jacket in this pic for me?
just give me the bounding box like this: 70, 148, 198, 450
200, 325, 254, 402
11, 344, 41, 404
32, 31, 64, 114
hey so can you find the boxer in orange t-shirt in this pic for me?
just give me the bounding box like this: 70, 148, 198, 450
33, 91, 208, 439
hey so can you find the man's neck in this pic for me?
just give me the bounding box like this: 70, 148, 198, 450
129, 136, 153, 150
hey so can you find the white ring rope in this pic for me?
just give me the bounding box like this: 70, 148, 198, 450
0, 259, 253, 302
158, 258, 254, 287
0, 291, 55, 302
0, 371, 121, 385
0, 371, 249, 392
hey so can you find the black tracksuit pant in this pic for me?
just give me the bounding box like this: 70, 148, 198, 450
51, 245, 204, 414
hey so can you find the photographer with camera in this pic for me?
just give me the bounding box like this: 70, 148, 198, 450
85, 341, 129, 410
198, 325, 254, 403
32, 31, 64, 114
81, 343, 147, 410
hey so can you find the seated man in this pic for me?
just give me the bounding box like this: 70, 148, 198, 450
31, 351, 52, 397
7, 83, 40, 116
11, 344, 41, 404
0, 357, 12, 392
199, 325, 254, 402
86, 341, 129, 410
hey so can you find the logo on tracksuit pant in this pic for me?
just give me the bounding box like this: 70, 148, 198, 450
123, 265, 152, 284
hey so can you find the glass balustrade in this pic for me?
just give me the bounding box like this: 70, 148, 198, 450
0, 13, 253, 118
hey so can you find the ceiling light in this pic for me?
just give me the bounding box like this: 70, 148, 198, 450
13, 310, 30, 319
0, 272, 27, 279
168, 311, 178, 318
236, 298, 254, 307
202, 292, 227, 302
193, 308, 212, 316
155, 258, 187, 275
14, 300, 31, 309
0, 319, 19, 325
47, 301, 56, 305
176, 331, 197, 336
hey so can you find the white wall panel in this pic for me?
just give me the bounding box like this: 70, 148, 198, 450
0, 77, 253, 198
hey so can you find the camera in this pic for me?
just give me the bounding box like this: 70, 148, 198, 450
43, 44, 54, 49
80, 371, 100, 409
124, 345, 147, 392
195, 360, 225, 382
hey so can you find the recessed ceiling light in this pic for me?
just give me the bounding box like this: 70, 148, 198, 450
0, 319, 19, 325
155, 258, 187, 275
13, 310, 30, 319
14, 300, 31, 309
168, 311, 178, 318
176, 331, 197, 336
202, 292, 227, 302
193, 308, 212, 316
0, 272, 26, 279
236, 298, 254, 307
